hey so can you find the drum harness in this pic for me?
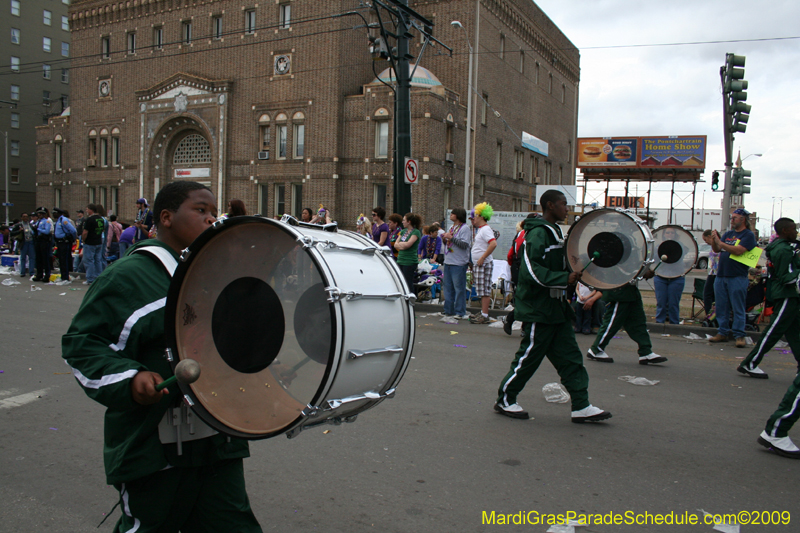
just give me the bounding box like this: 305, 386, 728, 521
520, 224, 568, 301
133, 245, 219, 455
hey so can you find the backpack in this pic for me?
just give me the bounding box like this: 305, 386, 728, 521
509, 231, 525, 285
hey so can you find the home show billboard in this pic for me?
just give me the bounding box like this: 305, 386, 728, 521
577, 136, 707, 169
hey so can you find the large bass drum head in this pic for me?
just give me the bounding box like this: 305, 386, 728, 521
566, 209, 649, 290
652, 225, 698, 278
165, 216, 334, 439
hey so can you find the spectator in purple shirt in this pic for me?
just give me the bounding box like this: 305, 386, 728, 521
418, 224, 442, 263
371, 207, 389, 246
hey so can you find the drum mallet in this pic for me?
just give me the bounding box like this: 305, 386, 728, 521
581, 251, 600, 273
652, 254, 668, 273
155, 359, 201, 392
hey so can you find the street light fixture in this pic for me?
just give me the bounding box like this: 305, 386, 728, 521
742, 153, 762, 162
451, 20, 474, 209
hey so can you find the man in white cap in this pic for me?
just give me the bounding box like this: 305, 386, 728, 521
134, 198, 153, 242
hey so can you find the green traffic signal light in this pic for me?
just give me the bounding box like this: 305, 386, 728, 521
711, 171, 720, 191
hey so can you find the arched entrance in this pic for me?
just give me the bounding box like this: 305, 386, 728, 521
148, 116, 215, 199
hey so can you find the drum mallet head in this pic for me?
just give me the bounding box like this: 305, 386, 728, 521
653, 254, 668, 272
155, 359, 201, 391
581, 251, 600, 273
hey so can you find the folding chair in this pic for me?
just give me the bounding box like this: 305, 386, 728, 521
691, 277, 706, 320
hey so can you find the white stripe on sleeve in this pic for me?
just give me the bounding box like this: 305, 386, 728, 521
109, 297, 167, 352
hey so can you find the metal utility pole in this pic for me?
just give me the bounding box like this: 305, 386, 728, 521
393, 3, 413, 216
720, 53, 751, 230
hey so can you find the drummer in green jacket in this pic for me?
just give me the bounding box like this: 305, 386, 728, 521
494, 189, 611, 423
586, 264, 667, 365
62, 181, 262, 532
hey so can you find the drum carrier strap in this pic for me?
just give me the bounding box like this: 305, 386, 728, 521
132, 245, 219, 454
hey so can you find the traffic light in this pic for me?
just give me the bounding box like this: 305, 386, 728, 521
731, 167, 752, 195
711, 170, 720, 191
723, 54, 751, 144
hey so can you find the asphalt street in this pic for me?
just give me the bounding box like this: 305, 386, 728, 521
1, 279, 798, 532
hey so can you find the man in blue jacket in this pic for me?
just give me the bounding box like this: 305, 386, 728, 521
494, 190, 611, 423
53, 207, 77, 282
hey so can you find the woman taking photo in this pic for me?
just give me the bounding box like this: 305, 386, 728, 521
394, 213, 422, 290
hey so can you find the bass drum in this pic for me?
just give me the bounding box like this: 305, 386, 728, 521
565, 208, 654, 290
651, 225, 698, 278
164, 216, 415, 440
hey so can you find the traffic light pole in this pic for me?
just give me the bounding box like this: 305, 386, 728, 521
393, 4, 412, 216
721, 65, 733, 231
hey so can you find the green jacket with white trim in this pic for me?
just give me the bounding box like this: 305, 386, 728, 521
766, 237, 800, 301
62, 240, 248, 485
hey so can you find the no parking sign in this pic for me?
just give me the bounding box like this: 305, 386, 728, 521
404, 157, 419, 185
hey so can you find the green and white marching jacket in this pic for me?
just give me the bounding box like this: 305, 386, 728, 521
62, 240, 248, 485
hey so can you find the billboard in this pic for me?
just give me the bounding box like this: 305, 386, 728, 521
577, 136, 707, 169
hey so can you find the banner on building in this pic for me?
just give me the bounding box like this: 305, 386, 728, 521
522, 131, 549, 157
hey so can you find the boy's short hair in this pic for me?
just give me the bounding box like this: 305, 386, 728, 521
153, 181, 211, 227
774, 217, 795, 235
540, 189, 565, 212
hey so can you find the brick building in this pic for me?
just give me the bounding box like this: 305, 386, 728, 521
35, 0, 579, 229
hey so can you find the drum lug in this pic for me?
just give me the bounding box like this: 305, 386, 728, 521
179, 247, 192, 262
404, 292, 417, 303
349, 345, 403, 359
164, 347, 174, 362
212, 219, 225, 229
297, 235, 315, 249
301, 404, 319, 417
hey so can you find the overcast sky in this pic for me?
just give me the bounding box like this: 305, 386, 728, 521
532, 0, 800, 235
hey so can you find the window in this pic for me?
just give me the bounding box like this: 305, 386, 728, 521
292, 183, 302, 217
259, 122, 270, 151
374, 184, 387, 211
245, 10, 255, 34
60, 94, 68, 109
43, 90, 51, 106
11, 168, 19, 184
99, 187, 107, 207
548, 73, 553, 94
11, 112, 19, 128
278, 125, 287, 159
11, 28, 20, 44
127, 32, 136, 54
173, 134, 211, 164
43, 37, 51, 52
258, 184, 268, 215
535, 62, 540, 84
279, 4, 291, 29
100, 137, 108, 167
101, 36, 110, 58
10, 56, 19, 72
88, 130, 98, 161
88, 188, 95, 204
514, 149, 524, 180
495, 141, 501, 175
481, 93, 488, 125
11, 0, 20, 16
55, 139, 63, 171
43, 64, 51, 79
112, 128, 121, 166
44, 9, 52, 25
519, 50, 524, 73
154, 26, 163, 49
110, 187, 119, 216
499, 33, 505, 59
62, 15, 69, 31
445, 123, 453, 154
54, 188, 62, 209
375, 121, 389, 158
213, 16, 223, 39
11, 85, 19, 100
182, 21, 192, 44
274, 184, 285, 215
534, 157, 539, 180
561, 83, 566, 104
61, 68, 69, 83
11, 141, 20, 157
293, 124, 305, 158
61, 42, 69, 57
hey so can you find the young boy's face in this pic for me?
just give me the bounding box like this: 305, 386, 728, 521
166, 189, 218, 250
780, 222, 798, 242
549, 196, 568, 222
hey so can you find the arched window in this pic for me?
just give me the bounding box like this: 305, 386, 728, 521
99, 128, 109, 167
111, 127, 121, 166
173, 133, 211, 165
374, 107, 390, 158
54, 134, 63, 171
275, 113, 288, 159
258, 114, 271, 151
88, 129, 97, 164
292, 111, 305, 159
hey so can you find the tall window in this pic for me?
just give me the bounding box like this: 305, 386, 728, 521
259, 119, 270, 151
43, 90, 51, 106
535, 62, 540, 84
88, 130, 98, 162
112, 128, 121, 166
445, 123, 453, 155
43, 64, 51, 79
43, 9, 52, 25
182, 21, 192, 44
55, 139, 63, 171
62, 15, 69, 31
499, 33, 505, 59
374, 184, 387, 211
11, 112, 19, 128
61, 68, 69, 83
101, 36, 110, 58
11, 168, 19, 184
561, 84, 566, 104
54, 189, 62, 208
127, 32, 136, 54
279, 4, 291, 29
519, 50, 524, 73
292, 183, 303, 217
245, 10, 255, 34
11, 28, 20, 44
10, 85, 19, 100
278, 125, 287, 159
292, 112, 305, 159
274, 184, 285, 215
43, 37, 51, 52
11, 0, 20, 16
100, 137, 109, 167
110, 187, 119, 216
258, 184, 268, 215
154, 26, 163, 49
515, 149, 524, 180
495, 141, 502, 175
11, 141, 20, 157
548, 73, 553, 94
375, 121, 389, 158
11, 56, 20, 72
61, 42, 69, 57
481, 93, 488, 125
213, 16, 223, 39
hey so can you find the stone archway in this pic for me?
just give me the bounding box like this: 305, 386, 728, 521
147, 116, 215, 199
